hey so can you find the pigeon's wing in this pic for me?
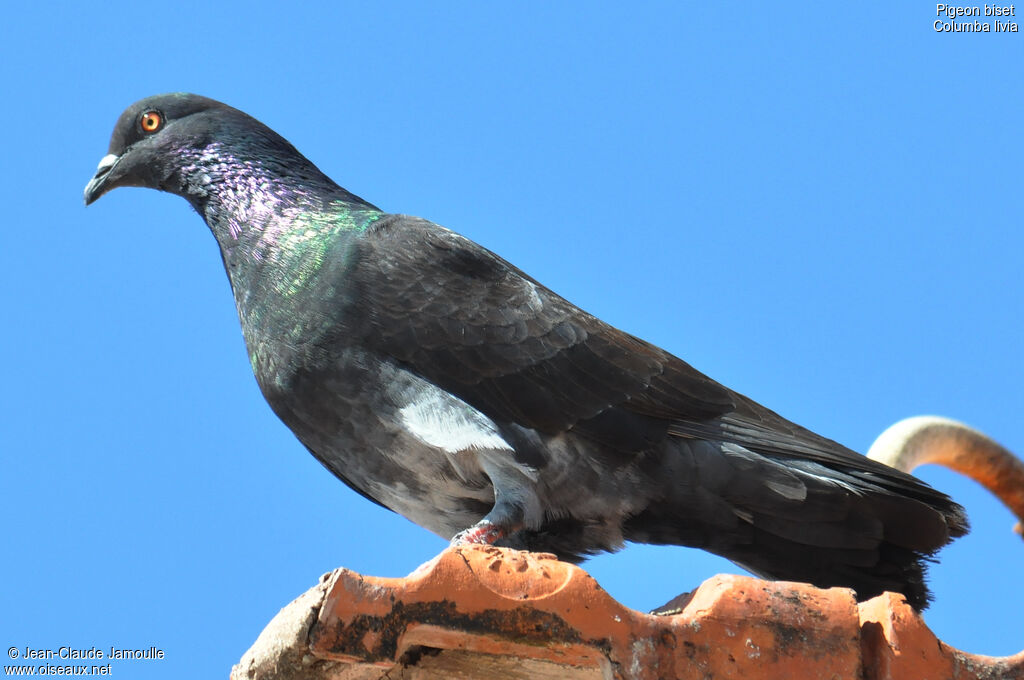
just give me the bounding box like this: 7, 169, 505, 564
350, 215, 734, 450
352, 215, 955, 504
668, 398, 956, 503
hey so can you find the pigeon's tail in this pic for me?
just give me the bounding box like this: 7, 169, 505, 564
621, 438, 968, 610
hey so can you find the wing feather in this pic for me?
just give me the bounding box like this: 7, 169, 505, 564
351, 215, 733, 444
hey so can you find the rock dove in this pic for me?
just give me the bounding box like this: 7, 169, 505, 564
85, 93, 967, 610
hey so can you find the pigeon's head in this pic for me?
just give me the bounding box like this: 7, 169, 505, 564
86, 93, 369, 217
84, 93, 234, 205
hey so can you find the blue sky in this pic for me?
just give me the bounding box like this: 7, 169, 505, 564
2, 3, 1021, 676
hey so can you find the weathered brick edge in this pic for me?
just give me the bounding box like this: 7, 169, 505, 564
232, 545, 1023, 679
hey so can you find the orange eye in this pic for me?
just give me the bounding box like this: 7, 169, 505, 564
140, 110, 163, 133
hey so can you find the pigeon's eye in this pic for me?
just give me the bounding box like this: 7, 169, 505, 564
139, 111, 163, 133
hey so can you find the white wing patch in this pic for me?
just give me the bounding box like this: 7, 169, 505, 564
399, 391, 514, 454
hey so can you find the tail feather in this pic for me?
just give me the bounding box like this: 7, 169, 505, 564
623, 439, 967, 610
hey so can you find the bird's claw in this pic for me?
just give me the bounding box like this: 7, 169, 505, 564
451, 520, 506, 546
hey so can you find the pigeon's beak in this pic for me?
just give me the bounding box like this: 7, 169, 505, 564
83, 153, 121, 205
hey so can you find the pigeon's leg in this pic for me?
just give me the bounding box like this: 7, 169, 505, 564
449, 500, 525, 546
449, 459, 535, 546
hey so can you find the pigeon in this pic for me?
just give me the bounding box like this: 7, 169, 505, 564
85, 93, 967, 609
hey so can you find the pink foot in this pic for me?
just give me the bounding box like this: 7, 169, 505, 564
451, 521, 507, 546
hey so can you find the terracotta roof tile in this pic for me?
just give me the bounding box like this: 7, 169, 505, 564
232, 546, 1023, 679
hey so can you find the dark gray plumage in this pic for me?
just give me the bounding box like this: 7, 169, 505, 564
85, 93, 967, 610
